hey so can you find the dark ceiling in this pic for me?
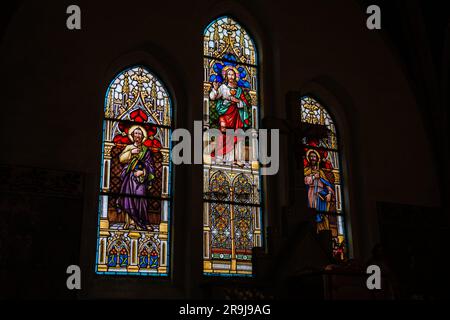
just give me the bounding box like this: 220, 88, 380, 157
1, 0, 449, 195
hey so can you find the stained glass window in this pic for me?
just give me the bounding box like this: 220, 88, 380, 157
96, 66, 172, 276
301, 96, 347, 261
203, 16, 263, 276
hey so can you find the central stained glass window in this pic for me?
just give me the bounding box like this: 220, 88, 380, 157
203, 16, 263, 276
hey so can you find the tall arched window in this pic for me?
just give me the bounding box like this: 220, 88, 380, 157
96, 66, 173, 276
203, 16, 263, 276
300, 96, 347, 261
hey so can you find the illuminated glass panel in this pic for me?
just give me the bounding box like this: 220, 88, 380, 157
301, 96, 347, 261
203, 16, 262, 276
96, 66, 172, 276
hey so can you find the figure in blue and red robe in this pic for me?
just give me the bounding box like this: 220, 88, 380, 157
209, 67, 251, 164
304, 149, 336, 212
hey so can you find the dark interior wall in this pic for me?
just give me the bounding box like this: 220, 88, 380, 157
0, 0, 441, 298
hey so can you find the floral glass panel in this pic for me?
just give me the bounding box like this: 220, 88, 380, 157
96, 66, 172, 276
301, 96, 347, 261
203, 16, 263, 276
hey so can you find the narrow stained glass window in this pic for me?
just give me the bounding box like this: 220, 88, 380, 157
301, 96, 347, 261
96, 66, 172, 276
203, 16, 263, 276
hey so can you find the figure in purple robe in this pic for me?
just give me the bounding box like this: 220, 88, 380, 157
116, 126, 155, 229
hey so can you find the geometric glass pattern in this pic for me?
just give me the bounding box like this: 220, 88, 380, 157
301, 96, 346, 261
203, 16, 263, 276
96, 66, 172, 276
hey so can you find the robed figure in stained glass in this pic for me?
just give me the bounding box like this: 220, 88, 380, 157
304, 149, 335, 212
97, 66, 172, 276
117, 126, 155, 229
209, 66, 251, 163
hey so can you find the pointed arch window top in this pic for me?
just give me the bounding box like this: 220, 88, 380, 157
105, 66, 172, 127
301, 96, 338, 150
204, 16, 257, 66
